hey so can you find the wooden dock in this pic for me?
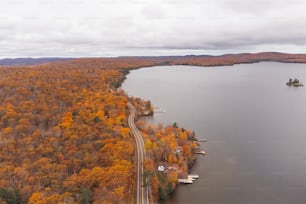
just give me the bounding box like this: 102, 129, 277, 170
178, 174, 199, 184
195, 150, 206, 155
196, 138, 208, 142
189, 174, 199, 179
178, 178, 193, 184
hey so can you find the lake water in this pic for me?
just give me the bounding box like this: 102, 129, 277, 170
121, 62, 306, 204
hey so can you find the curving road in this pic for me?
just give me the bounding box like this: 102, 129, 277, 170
128, 102, 149, 204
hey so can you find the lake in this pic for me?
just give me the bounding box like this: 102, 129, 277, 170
121, 62, 306, 204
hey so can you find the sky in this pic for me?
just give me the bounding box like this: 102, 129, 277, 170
1, 0, 306, 58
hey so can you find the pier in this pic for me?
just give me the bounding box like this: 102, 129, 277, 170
196, 138, 208, 142
195, 150, 206, 155
178, 174, 200, 184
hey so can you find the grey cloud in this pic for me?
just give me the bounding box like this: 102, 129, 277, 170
0, 0, 306, 57
141, 3, 165, 20
222, 0, 277, 14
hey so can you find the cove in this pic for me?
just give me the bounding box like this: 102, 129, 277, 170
121, 62, 306, 204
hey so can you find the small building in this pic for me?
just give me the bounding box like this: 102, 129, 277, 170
158, 165, 165, 172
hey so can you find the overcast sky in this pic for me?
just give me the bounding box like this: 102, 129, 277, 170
1, 0, 306, 58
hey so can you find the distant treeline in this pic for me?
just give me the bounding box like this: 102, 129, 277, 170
0, 58, 73, 66
2, 52, 306, 67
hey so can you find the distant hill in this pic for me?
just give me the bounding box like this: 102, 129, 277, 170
34, 52, 306, 70
2, 52, 306, 68
0, 57, 73, 66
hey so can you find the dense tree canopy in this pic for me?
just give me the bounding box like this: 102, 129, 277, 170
0, 64, 137, 203
0, 58, 203, 203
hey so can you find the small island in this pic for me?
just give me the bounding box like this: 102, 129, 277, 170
286, 78, 304, 87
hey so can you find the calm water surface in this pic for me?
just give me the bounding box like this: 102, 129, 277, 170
121, 62, 306, 204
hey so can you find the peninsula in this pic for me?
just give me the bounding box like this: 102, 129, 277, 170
0, 52, 306, 203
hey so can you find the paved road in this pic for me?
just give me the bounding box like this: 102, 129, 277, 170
128, 102, 149, 204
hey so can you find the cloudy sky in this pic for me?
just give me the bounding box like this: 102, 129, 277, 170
1, 0, 306, 58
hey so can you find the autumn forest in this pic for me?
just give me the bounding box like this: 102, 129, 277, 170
1, 53, 306, 203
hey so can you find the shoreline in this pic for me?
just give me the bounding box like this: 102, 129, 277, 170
119, 59, 306, 203
126, 98, 200, 202
117, 60, 306, 88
